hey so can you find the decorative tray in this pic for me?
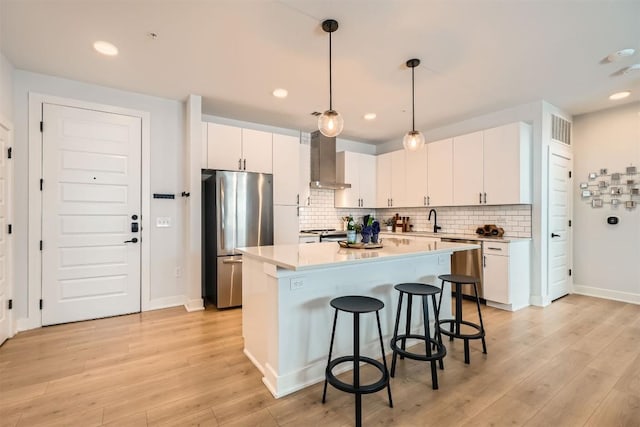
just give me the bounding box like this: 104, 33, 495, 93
338, 241, 383, 249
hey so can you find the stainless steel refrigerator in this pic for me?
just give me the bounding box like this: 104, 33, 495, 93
203, 170, 273, 308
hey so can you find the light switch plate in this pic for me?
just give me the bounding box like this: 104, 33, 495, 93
156, 217, 171, 227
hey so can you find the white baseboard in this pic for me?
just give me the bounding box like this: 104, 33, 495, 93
573, 284, 640, 305
529, 295, 552, 307
144, 295, 186, 311
184, 298, 204, 312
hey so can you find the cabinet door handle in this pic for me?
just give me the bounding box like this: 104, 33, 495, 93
390, 198, 393, 206
243, 159, 246, 170
427, 196, 430, 206
479, 192, 482, 204
487, 247, 502, 251
296, 194, 299, 205
238, 158, 242, 170
307, 196, 310, 206
297, 206, 299, 217
483, 255, 486, 267
424, 196, 427, 206
483, 192, 487, 204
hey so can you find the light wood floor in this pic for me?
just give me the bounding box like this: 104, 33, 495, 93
1, 294, 639, 427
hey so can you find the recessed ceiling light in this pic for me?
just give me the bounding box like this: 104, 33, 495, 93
623, 64, 640, 74
609, 91, 631, 100
93, 40, 118, 56
272, 88, 288, 98
363, 113, 377, 120
607, 48, 635, 62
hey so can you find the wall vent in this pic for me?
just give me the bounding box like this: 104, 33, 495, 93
551, 114, 572, 145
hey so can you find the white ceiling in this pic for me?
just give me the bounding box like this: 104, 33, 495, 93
1, 1, 639, 144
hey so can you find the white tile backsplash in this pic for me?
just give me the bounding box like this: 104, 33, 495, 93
298, 188, 532, 238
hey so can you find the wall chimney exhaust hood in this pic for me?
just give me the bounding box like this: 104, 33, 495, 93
309, 131, 351, 189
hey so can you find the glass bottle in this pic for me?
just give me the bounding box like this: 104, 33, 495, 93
346, 214, 356, 244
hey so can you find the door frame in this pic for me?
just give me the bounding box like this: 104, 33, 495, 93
25, 93, 150, 330
0, 112, 14, 339
546, 143, 573, 299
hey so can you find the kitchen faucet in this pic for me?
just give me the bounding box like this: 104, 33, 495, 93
428, 209, 441, 233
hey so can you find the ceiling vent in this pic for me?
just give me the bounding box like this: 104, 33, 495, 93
551, 114, 572, 145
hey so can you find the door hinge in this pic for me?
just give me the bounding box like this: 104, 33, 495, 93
7, 147, 12, 159
7, 299, 12, 310
568, 220, 572, 227
7, 224, 12, 234
40, 179, 43, 191
39, 240, 43, 251
39, 299, 43, 310
569, 171, 572, 178
569, 269, 572, 276
40, 121, 44, 132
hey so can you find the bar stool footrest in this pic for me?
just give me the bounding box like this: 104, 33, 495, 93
390, 334, 446, 361
326, 356, 389, 395
438, 319, 485, 340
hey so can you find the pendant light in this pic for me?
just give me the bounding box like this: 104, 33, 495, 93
403, 58, 425, 152
318, 19, 344, 137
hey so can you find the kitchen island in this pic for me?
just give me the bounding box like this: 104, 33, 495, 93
238, 237, 479, 398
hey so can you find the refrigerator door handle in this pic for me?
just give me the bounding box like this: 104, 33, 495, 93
222, 259, 243, 264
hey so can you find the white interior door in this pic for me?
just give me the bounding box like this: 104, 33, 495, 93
0, 121, 12, 344
41, 103, 142, 325
548, 149, 571, 301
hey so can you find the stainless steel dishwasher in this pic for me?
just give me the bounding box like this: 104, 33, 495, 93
440, 238, 484, 299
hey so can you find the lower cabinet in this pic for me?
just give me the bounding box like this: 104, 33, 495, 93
483, 240, 530, 311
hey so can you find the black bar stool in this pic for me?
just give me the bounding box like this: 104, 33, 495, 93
322, 296, 393, 427
437, 274, 487, 364
390, 283, 446, 390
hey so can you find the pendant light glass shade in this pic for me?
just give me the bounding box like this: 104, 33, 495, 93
318, 109, 344, 137
403, 130, 425, 151
319, 19, 343, 137
403, 58, 425, 152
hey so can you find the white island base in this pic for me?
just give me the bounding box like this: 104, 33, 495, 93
240, 239, 478, 398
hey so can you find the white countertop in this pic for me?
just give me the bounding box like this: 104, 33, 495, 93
238, 237, 479, 271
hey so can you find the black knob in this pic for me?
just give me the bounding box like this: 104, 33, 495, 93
124, 237, 138, 243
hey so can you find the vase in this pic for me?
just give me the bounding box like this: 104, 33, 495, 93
361, 233, 371, 244
346, 230, 356, 244
371, 233, 379, 243
386, 225, 393, 231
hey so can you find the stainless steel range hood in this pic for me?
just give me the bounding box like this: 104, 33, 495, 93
309, 131, 351, 189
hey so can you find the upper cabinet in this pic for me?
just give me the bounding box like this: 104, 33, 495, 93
206, 123, 272, 174
272, 133, 300, 205
453, 131, 484, 205
376, 150, 406, 208
483, 122, 532, 205
453, 122, 532, 206
405, 145, 428, 207
335, 151, 377, 208
427, 138, 454, 207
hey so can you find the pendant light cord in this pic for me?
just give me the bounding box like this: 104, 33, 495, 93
411, 65, 415, 132
329, 31, 333, 110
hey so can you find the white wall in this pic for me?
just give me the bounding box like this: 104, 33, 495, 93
0, 52, 13, 120
572, 102, 640, 303
12, 70, 186, 321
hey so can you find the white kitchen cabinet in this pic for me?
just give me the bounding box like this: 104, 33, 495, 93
376, 150, 406, 208
299, 143, 311, 208
206, 123, 272, 173
483, 240, 530, 311
427, 138, 453, 206
273, 133, 300, 205
335, 151, 376, 208
453, 131, 484, 205
452, 123, 532, 206
274, 205, 299, 245
483, 122, 532, 204
405, 145, 428, 207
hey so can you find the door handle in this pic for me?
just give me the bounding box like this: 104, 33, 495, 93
427, 196, 430, 206
222, 259, 243, 264
483, 255, 486, 267
243, 159, 246, 170
483, 192, 487, 204
124, 237, 138, 243
551, 233, 561, 238
479, 192, 482, 204
424, 196, 427, 206
238, 158, 242, 170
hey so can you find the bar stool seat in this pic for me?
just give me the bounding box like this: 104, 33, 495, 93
322, 296, 392, 427
390, 283, 446, 390
437, 274, 487, 364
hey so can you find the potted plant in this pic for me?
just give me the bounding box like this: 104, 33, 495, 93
371, 220, 381, 243
385, 218, 394, 232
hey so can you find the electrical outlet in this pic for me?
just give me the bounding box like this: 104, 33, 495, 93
156, 217, 171, 227
290, 278, 304, 290
175, 266, 182, 278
